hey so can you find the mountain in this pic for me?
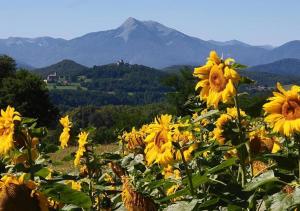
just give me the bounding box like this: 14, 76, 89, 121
208, 39, 251, 47
16, 61, 35, 70
33, 59, 88, 78
246, 58, 300, 76
260, 41, 300, 63
0, 17, 300, 68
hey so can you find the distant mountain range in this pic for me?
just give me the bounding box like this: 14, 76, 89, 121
1, 17, 300, 68
246, 58, 300, 76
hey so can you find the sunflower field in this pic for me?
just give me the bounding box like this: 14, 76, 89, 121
0, 51, 300, 211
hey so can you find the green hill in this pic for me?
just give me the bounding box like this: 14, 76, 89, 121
33, 59, 88, 79
34, 60, 172, 110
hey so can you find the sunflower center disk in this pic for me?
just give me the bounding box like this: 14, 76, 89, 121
282, 100, 300, 120
209, 66, 227, 92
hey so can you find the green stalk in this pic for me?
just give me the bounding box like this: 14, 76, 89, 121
180, 148, 195, 196
234, 93, 247, 187
297, 137, 300, 180
24, 130, 34, 180
84, 146, 94, 204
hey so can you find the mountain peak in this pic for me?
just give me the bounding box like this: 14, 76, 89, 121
120, 17, 142, 29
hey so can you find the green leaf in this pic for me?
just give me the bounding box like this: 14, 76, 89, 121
227, 204, 244, 211
195, 198, 219, 210
243, 170, 281, 192
207, 157, 238, 174
239, 76, 255, 85
158, 188, 190, 203
265, 187, 300, 211
164, 200, 198, 211
30, 127, 47, 137
147, 179, 175, 190
42, 183, 92, 209
193, 110, 219, 123
100, 153, 122, 160
35, 167, 50, 178
61, 205, 81, 211
231, 63, 247, 69
21, 117, 37, 125
182, 174, 209, 189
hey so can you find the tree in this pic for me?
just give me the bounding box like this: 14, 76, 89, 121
0, 55, 16, 78
162, 67, 199, 116
0, 68, 59, 127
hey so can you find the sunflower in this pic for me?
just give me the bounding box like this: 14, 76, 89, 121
122, 127, 146, 152
162, 165, 181, 179
252, 160, 269, 177
0, 174, 48, 211
194, 51, 240, 108
0, 106, 21, 155
74, 132, 89, 166
59, 115, 72, 149
166, 184, 181, 199
213, 107, 246, 145
263, 83, 300, 137
65, 180, 81, 191
144, 114, 175, 166
121, 176, 157, 211
249, 127, 280, 155
144, 115, 198, 166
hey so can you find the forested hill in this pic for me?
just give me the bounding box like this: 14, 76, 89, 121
34, 60, 172, 110
33, 59, 88, 78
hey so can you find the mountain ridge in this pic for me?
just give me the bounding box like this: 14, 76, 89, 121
246, 58, 300, 76
1, 17, 300, 68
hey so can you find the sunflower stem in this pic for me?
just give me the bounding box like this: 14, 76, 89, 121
297, 135, 300, 181
234, 94, 247, 187
24, 129, 34, 180
179, 148, 195, 196
85, 145, 94, 204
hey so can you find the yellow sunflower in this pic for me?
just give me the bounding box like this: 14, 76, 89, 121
59, 115, 72, 149
249, 127, 280, 155
0, 106, 21, 155
122, 127, 146, 151
162, 165, 181, 179
194, 51, 240, 108
144, 114, 175, 166
263, 83, 300, 137
213, 107, 246, 144
0, 174, 48, 211
252, 160, 269, 177
65, 180, 81, 191
121, 176, 156, 211
74, 131, 89, 166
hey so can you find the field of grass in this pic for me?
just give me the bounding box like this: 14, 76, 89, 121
48, 143, 120, 173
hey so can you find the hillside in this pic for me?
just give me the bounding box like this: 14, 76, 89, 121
1, 18, 300, 68
33, 59, 89, 78
246, 58, 300, 76
37, 61, 171, 110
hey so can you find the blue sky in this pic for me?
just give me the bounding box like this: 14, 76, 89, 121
0, 0, 299, 46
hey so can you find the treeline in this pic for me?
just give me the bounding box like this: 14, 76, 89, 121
46, 103, 175, 147
49, 90, 167, 112
84, 63, 170, 92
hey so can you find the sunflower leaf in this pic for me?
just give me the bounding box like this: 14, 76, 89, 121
243, 170, 281, 192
